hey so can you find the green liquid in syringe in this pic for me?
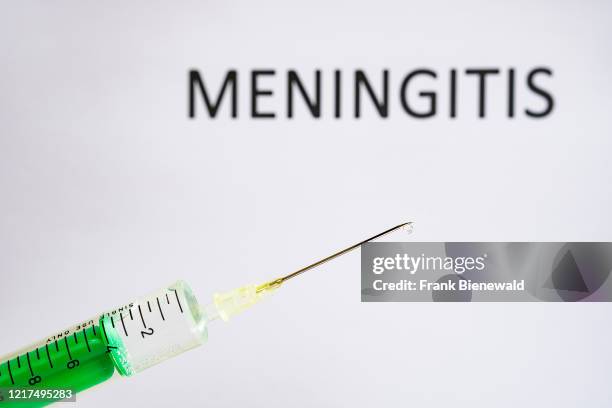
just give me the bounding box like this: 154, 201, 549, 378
0, 325, 115, 407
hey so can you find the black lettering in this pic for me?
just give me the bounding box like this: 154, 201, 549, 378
525, 67, 554, 118
188, 70, 237, 118
450, 69, 457, 118
400, 69, 437, 118
287, 70, 321, 118
465, 68, 500, 118
251, 70, 276, 118
355, 70, 389, 118
334, 69, 341, 118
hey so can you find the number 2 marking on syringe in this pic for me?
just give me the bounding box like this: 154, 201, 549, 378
140, 291, 182, 337
140, 328, 154, 338
137, 303, 154, 338
102, 291, 183, 343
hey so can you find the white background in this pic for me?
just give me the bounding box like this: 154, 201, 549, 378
1, 1, 611, 407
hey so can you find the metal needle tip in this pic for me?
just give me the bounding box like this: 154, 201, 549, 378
276, 221, 413, 285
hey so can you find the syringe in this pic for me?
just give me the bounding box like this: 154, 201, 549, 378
0, 223, 411, 406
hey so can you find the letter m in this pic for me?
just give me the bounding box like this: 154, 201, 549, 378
189, 70, 237, 118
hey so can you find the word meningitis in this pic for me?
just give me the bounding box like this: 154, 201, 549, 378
188, 67, 554, 119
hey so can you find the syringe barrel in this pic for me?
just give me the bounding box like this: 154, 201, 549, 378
102, 280, 208, 376
0, 281, 209, 406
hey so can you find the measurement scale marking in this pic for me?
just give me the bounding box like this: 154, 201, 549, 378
120, 313, 128, 337
83, 328, 91, 352
101, 320, 110, 343
166, 293, 170, 304
171, 289, 184, 313
7, 360, 14, 384
129, 308, 134, 320
26, 352, 34, 376
138, 305, 147, 328
73, 332, 78, 344
35, 348, 40, 360
16, 355, 21, 368
147, 301, 152, 313
45, 344, 53, 368
54, 340, 59, 351
157, 297, 165, 320
64, 338, 72, 360
110, 316, 115, 328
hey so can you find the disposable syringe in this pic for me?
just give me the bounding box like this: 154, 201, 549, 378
0, 223, 411, 406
